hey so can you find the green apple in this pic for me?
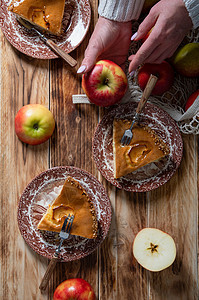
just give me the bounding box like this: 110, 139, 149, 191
15, 104, 55, 145
171, 43, 199, 77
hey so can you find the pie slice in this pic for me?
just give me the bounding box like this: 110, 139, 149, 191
8, 0, 66, 35
113, 119, 170, 179
37, 176, 98, 239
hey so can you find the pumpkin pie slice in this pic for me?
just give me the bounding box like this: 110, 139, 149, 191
37, 176, 98, 239
8, 0, 66, 35
113, 119, 170, 179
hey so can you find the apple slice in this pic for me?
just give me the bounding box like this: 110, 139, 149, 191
133, 228, 176, 272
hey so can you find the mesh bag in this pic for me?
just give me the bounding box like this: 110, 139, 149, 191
124, 23, 199, 135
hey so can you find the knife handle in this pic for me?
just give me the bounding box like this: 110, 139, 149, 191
39, 256, 58, 291
46, 39, 77, 67
136, 74, 158, 114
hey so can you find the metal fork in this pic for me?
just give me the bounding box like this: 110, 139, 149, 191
121, 74, 158, 145
39, 214, 74, 291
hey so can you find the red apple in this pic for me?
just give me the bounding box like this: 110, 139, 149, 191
185, 90, 199, 111
15, 104, 55, 145
137, 61, 174, 96
53, 278, 96, 300
82, 60, 128, 107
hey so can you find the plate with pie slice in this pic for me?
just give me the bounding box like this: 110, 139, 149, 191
18, 166, 112, 261
0, 0, 91, 59
92, 102, 183, 192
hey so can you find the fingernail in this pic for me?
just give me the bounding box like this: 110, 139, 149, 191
131, 32, 138, 41
129, 71, 135, 77
77, 65, 86, 74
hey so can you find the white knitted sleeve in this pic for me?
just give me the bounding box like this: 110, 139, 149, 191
183, 0, 199, 28
98, 0, 145, 22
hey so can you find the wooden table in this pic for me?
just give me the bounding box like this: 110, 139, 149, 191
0, 1, 198, 299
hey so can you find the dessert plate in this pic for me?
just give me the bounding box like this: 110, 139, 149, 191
0, 0, 91, 59
92, 102, 183, 192
18, 166, 112, 261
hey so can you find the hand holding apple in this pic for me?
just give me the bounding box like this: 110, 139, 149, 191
53, 278, 96, 300
137, 61, 174, 96
82, 60, 128, 107
15, 104, 55, 145
133, 228, 176, 272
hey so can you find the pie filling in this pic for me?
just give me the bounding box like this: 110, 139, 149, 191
8, 0, 66, 35
52, 205, 74, 222
127, 143, 152, 164
113, 119, 170, 178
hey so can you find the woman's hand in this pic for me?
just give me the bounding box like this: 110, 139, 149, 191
77, 16, 132, 74
128, 0, 193, 74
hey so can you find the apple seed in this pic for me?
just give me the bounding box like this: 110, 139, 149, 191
147, 242, 158, 253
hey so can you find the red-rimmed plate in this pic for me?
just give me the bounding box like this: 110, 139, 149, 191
0, 0, 91, 59
18, 166, 112, 261
92, 102, 183, 192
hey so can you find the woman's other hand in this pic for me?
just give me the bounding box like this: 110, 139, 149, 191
128, 0, 193, 74
77, 16, 132, 74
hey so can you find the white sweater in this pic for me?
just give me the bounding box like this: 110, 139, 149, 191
98, 0, 199, 28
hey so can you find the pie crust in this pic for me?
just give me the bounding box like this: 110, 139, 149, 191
37, 176, 98, 239
8, 0, 66, 35
113, 119, 170, 178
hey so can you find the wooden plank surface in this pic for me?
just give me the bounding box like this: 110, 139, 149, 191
148, 134, 198, 300
0, 1, 199, 300
0, 34, 50, 299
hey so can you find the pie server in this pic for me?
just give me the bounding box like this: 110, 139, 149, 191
16, 17, 77, 67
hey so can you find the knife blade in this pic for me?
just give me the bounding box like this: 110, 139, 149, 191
16, 17, 77, 67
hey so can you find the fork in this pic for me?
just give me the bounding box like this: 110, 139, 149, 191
39, 213, 74, 291
121, 74, 158, 145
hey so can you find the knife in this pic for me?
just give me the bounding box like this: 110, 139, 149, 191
17, 17, 77, 67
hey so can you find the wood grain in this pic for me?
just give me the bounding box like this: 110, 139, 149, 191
148, 134, 198, 300
0, 34, 50, 299
47, 0, 100, 297
0, 1, 199, 299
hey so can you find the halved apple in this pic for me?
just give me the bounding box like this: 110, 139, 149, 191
132, 228, 176, 272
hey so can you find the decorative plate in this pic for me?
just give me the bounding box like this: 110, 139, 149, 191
0, 0, 91, 59
92, 102, 183, 192
18, 166, 112, 261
